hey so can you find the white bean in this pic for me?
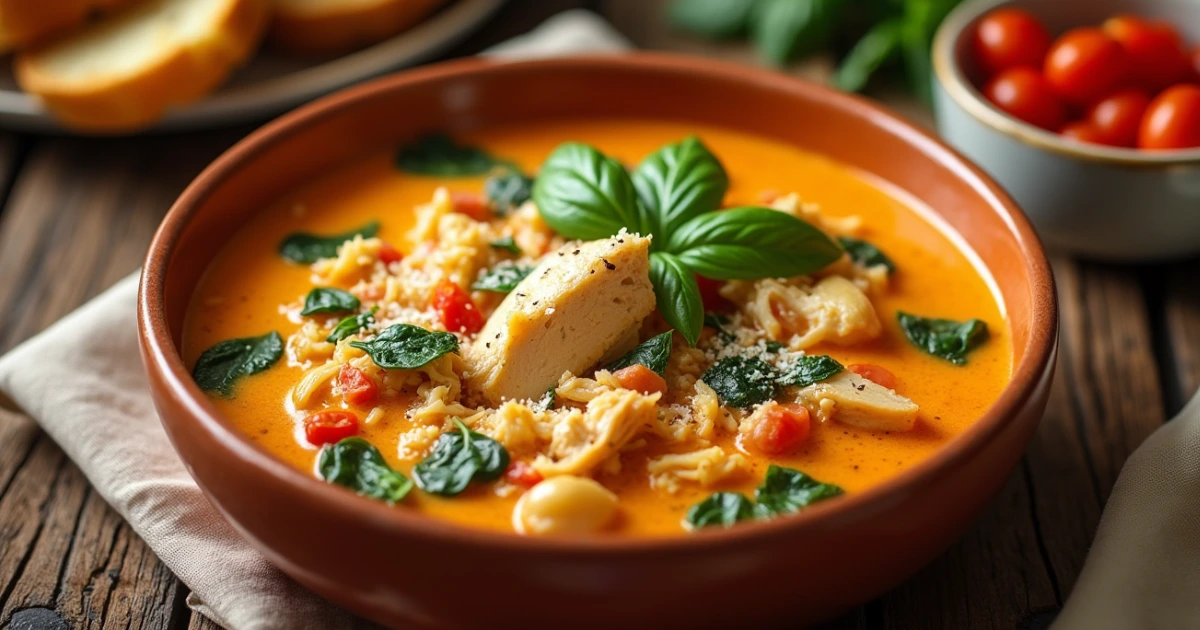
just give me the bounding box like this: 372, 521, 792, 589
512, 475, 618, 535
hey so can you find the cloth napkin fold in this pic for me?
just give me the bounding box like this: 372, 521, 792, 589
0, 11, 630, 630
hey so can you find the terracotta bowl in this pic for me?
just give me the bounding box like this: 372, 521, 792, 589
138, 54, 1058, 629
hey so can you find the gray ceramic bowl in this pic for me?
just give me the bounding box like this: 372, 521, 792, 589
933, 0, 1200, 261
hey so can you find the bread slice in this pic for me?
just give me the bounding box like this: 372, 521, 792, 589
0, 0, 141, 51
14, 0, 270, 133
269, 0, 445, 55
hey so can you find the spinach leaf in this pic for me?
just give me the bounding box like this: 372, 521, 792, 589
326, 308, 376, 344
755, 464, 844, 515
412, 419, 510, 496
489, 236, 521, 255
485, 170, 533, 214
278, 221, 379, 264
838, 236, 896, 274
535, 386, 556, 411
764, 340, 786, 353
532, 143, 644, 240
472, 263, 533, 293
632, 136, 728, 243
751, 0, 845, 66
650, 252, 704, 347
349, 324, 459, 369
703, 313, 736, 343
897, 311, 989, 365
193, 331, 283, 397
668, 0, 757, 39
668, 207, 843, 280
835, 19, 902, 92
684, 492, 757, 529
301, 288, 360, 316
701, 356, 780, 408
318, 437, 413, 504
778, 354, 844, 388
395, 134, 500, 176
607, 331, 674, 376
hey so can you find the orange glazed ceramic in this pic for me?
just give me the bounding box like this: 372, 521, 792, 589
138, 54, 1057, 629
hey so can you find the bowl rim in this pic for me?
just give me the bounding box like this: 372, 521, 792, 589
139, 52, 1058, 554
933, 0, 1200, 167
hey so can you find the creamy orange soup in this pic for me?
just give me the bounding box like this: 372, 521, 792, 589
183, 119, 1011, 536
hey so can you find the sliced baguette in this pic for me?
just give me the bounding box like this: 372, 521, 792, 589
0, 0, 142, 52
269, 0, 445, 55
15, 0, 270, 133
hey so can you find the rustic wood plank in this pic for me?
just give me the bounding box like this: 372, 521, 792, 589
187, 614, 223, 630
1164, 259, 1200, 403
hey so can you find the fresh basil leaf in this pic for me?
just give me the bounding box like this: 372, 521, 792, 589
326, 308, 376, 344
278, 221, 379, 264
897, 311, 989, 365
396, 134, 500, 176
489, 236, 522, 255
668, 0, 758, 39
472, 264, 533, 293
413, 419, 510, 496
318, 438, 413, 504
350, 324, 459, 369
684, 492, 757, 529
632, 136, 728, 244
650, 252, 704, 347
532, 143, 643, 240
607, 331, 674, 376
485, 170, 534, 215
701, 356, 780, 409
193, 331, 283, 397
668, 207, 843, 280
838, 236, 896, 274
777, 354, 844, 388
751, 0, 845, 66
301, 288, 360, 316
535, 386, 556, 411
755, 464, 843, 515
835, 19, 902, 92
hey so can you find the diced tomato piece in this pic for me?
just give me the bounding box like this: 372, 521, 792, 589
505, 461, 544, 488
613, 364, 669, 397
378, 242, 403, 265
758, 189, 780, 204
451, 191, 491, 221
337, 365, 379, 406
303, 411, 359, 446
433, 280, 484, 334
848, 363, 897, 390
695, 274, 728, 311
748, 402, 811, 455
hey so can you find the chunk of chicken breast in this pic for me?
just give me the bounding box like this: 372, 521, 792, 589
794, 371, 918, 432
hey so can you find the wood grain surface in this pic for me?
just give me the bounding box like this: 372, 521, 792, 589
0, 1, 1196, 628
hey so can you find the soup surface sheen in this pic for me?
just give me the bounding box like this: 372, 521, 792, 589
184, 119, 1011, 536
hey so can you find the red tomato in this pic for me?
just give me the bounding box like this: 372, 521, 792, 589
1087, 89, 1151, 147
1059, 121, 1111, 145
983, 67, 1067, 130
505, 461, 544, 488
1139, 84, 1200, 150
848, 363, 898, 390
451, 191, 491, 222
1044, 28, 1130, 107
303, 411, 359, 446
337, 365, 379, 406
748, 403, 811, 455
378, 242, 403, 265
1102, 15, 1193, 92
695, 274, 727, 310
612, 364, 669, 397
1193, 46, 1200, 80
970, 8, 1052, 77
432, 280, 484, 334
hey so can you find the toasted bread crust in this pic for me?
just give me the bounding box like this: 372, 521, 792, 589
14, 0, 270, 133
0, 0, 138, 51
269, 0, 445, 55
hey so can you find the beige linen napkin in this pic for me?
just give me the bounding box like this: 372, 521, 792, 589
0, 11, 629, 630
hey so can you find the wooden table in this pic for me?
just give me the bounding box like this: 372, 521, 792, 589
1, 1, 1197, 628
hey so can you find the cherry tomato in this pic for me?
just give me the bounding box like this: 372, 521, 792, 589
847, 364, 898, 390
303, 411, 359, 446
970, 8, 1052, 77
337, 365, 379, 406
695, 274, 727, 310
378, 242, 403, 265
505, 461, 544, 488
612, 364, 668, 397
1059, 121, 1111, 145
451, 191, 491, 222
1102, 15, 1192, 92
432, 280, 484, 334
1087, 89, 1151, 147
1139, 84, 1200, 150
1044, 28, 1130, 107
1193, 46, 1200, 80
749, 403, 811, 455
984, 67, 1067, 130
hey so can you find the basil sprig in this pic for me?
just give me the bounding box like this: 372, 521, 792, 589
318, 438, 413, 504
301, 288, 360, 316
193, 331, 283, 397
533, 137, 841, 345
685, 464, 843, 530
897, 312, 989, 365
279, 221, 379, 264
350, 323, 459, 369
413, 419, 510, 496
607, 331, 674, 376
